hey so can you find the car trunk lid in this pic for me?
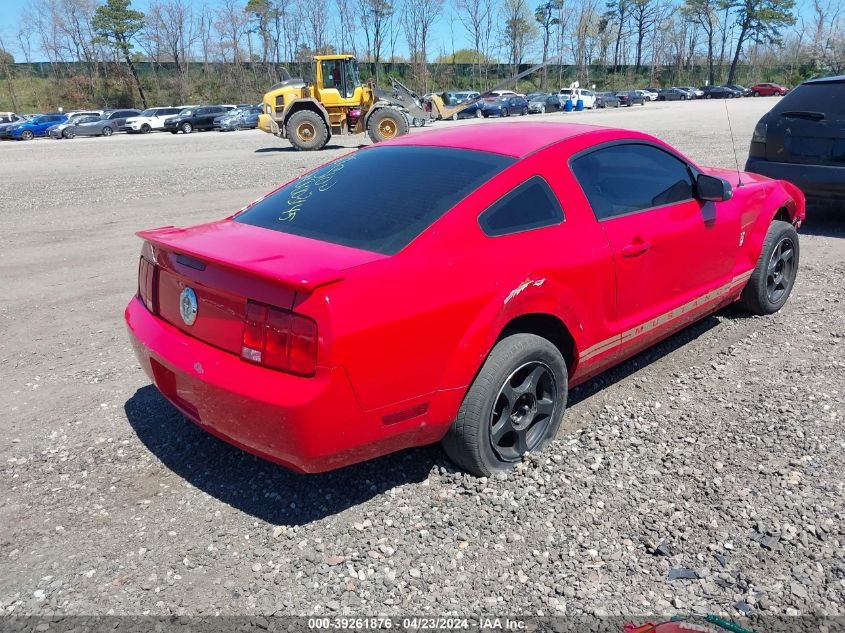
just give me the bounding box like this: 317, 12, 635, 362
139, 220, 386, 355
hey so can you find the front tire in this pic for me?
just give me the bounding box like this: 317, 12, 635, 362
62, 129, 75, 139
366, 108, 409, 144
475, 109, 483, 118
286, 110, 330, 150
442, 333, 567, 476
737, 220, 799, 315
102, 125, 113, 136
20, 130, 34, 141
140, 123, 151, 133
501, 108, 509, 117
181, 122, 193, 133
752, 91, 760, 97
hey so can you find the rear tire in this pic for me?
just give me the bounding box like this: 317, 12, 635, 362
366, 108, 409, 144
521, 107, 528, 116
501, 108, 509, 117
737, 220, 799, 315
286, 109, 329, 150
441, 333, 567, 477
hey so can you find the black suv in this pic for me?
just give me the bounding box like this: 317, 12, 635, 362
745, 75, 844, 204
163, 105, 228, 133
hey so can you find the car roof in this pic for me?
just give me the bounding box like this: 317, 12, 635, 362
804, 75, 845, 84
380, 122, 609, 158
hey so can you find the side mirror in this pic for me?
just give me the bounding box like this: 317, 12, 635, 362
696, 173, 732, 202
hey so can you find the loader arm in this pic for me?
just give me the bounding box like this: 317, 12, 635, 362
373, 78, 431, 121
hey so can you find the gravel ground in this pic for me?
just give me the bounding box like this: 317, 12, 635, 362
1, 99, 843, 621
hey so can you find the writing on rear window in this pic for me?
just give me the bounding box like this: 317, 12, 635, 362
282, 155, 356, 221
235, 146, 516, 255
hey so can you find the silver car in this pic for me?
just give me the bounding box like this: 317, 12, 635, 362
49, 115, 116, 139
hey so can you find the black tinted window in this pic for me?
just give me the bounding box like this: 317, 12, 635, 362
772, 81, 844, 117
571, 143, 694, 220
479, 176, 563, 237
235, 146, 516, 254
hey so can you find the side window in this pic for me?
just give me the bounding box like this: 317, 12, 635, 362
478, 176, 564, 237
570, 143, 695, 221
196, 107, 208, 115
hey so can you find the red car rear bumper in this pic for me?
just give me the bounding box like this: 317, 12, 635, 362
125, 297, 460, 473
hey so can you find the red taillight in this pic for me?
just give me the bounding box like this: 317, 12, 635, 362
240, 300, 317, 376
138, 256, 158, 314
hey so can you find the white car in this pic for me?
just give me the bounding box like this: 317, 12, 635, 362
124, 107, 186, 134
559, 88, 597, 109
636, 89, 658, 101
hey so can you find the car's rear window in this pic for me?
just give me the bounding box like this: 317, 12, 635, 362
235, 145, 516, 254
772, 81, 844, 117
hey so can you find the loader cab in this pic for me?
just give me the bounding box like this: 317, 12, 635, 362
315, 55, 364, 106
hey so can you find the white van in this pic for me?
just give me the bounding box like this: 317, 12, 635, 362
559, 88, 597, 109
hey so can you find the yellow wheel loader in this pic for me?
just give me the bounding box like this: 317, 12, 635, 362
258, 54, 563, 151
258, 55, 437, 151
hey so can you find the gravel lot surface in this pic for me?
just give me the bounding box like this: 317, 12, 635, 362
1, 99, 843, 620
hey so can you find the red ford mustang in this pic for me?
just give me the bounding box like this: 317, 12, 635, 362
126, 123, 805, 476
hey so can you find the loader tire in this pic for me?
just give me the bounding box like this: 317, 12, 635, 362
286, 110, 329, 151
366, 108, 409, 144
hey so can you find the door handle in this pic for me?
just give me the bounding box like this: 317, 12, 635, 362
621, 239, 652, 257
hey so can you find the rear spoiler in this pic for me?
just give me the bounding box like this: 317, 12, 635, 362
137, 226, 345, 294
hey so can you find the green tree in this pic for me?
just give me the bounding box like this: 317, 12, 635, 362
92, 0, 148, 107
726, 0, 796, 84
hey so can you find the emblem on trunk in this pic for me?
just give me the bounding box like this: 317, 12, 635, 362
179, 287, 198, 326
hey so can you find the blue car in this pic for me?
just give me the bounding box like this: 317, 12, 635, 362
5, 113, 68, 140
481, 95, 530, 117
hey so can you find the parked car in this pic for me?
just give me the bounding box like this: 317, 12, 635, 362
726, 84, 752, 97
681, 86, 704, 98
528, 94, 565, 113
453, 101, 484, 119
47, 114, 99, 138
699, 85, 736, 99
124, 107, 186, 133
65, 110, 103, 118
126, 122, 805, 475
750, 82, 788, 97
101, 109, 142, 129
617, 90, 646, 106
214, 107, 263, 131
745, 74, 844, 204
49, 114, 117, 139
451, 91, 481, 103
163, 105, 229, 133
4, 113, 68, 140
0, 113, 27, 137
672, 87, 695, 100
637, 89, 658, 101
482, 95, 529, 117
657, 88, 688, 101
597, 92, 621, 108
559, 88, 597, 109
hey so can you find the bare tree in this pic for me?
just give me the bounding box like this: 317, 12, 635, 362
501, 0, 537, 78
684, 0, 719, 83
304, 0, 330, 54
630, 0, 659, 71
361, 0, 394, 81
402, 0, 443, 90
457, 0, 496, 89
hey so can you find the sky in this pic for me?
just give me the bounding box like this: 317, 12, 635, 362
0, 0, 816, 63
